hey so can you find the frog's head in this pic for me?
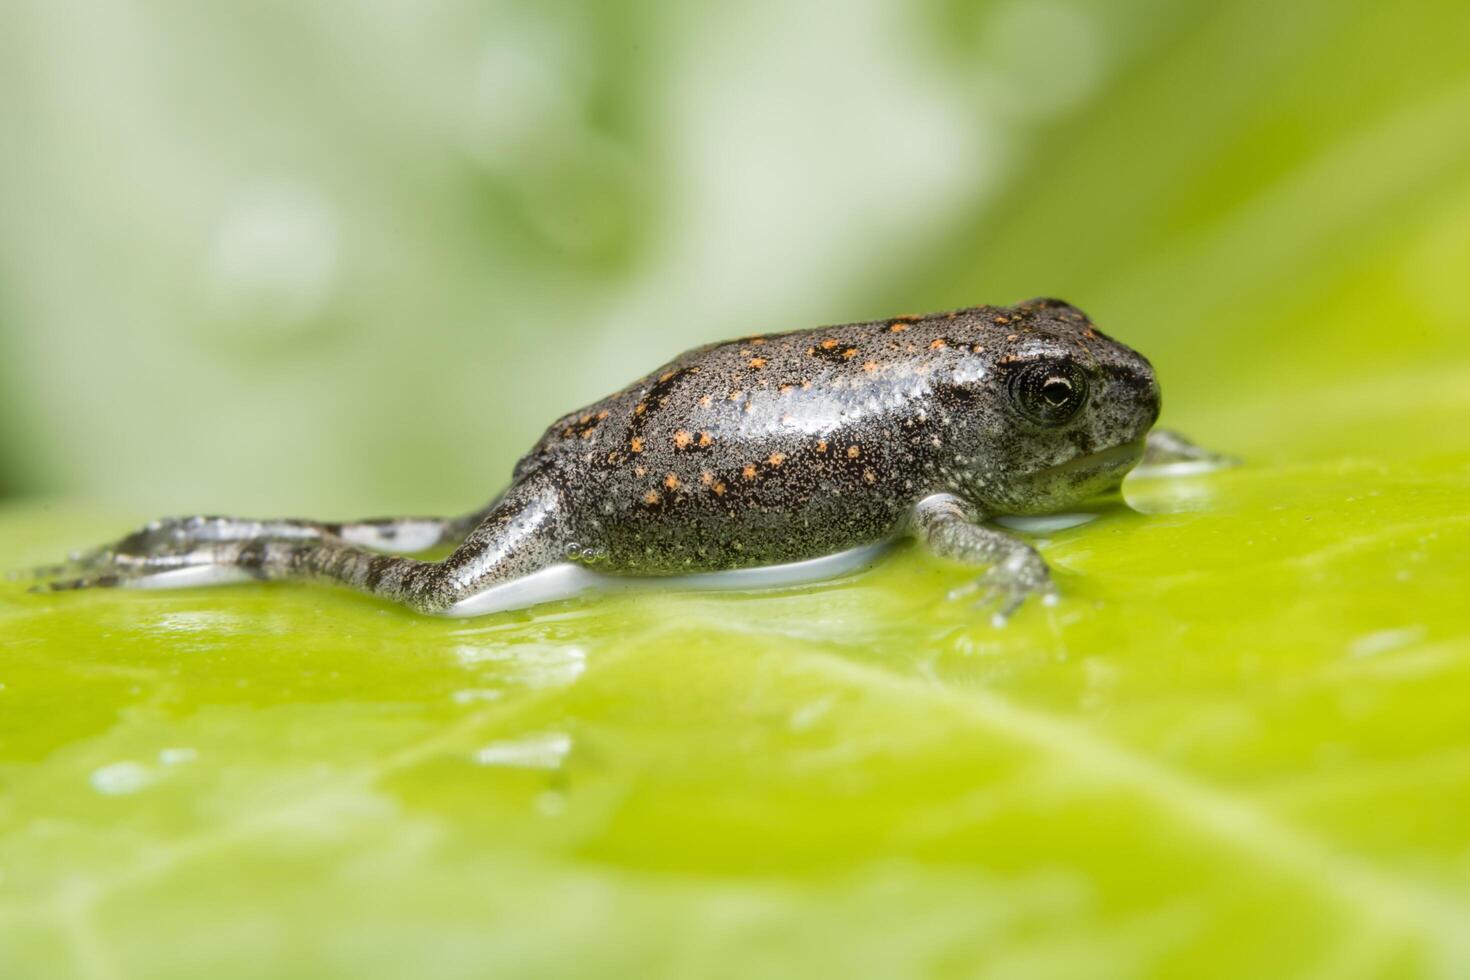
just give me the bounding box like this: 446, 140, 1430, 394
961, 298, 1160, 515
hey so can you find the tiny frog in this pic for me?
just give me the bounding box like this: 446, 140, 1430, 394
31, 299, 1226, 623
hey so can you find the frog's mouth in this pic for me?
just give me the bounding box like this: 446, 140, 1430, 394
1032, 438, 1146, 479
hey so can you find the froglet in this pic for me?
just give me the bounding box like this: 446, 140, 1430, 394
31, 299, 1226, 623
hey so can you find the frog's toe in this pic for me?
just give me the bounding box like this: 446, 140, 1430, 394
12, 548, 114, 584
17, 540, 179, 588
9, 560, 75, 583
959, 559, 1056, 626
946, 579, 981, 602
30, 572, 127, 593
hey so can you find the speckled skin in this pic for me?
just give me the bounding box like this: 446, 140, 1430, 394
34, 299, 1169, 620
528, 298, 1158, 572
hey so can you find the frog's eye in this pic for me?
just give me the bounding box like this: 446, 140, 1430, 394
1009, 360, 1088, 425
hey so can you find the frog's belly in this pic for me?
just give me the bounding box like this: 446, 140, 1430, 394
440, 540, 892, 618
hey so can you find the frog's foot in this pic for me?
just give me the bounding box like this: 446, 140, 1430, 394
12, 548, 118, 584
23, 548, 216, 593
946, 549, 1058, 627
14, 520, 197, 585
14, 511, 486, 588
1135, 429, 1240, 477
32, 571, 127, 592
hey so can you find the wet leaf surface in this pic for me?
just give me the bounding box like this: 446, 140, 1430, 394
3, 367, 1468, 979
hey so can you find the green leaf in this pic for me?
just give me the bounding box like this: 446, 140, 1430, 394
3, 364, 1469, 977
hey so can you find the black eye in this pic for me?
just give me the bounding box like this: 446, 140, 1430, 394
1009, 360, 1088, 425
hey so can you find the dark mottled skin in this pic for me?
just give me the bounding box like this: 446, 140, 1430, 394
33, 299, 1173, 620
524, 298, 1159, 573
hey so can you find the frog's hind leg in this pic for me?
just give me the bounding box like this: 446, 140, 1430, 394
30, 480, 571, 616
15, 505, 504, 587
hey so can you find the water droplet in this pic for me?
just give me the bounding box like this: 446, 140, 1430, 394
535, 790, 567, 817
451, 688, 504, 705
472, 732, 572, 770
90, 761, 155, 795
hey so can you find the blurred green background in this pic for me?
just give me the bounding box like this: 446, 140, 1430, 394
2, 0, 1465, 514
3, 2, 1470, 979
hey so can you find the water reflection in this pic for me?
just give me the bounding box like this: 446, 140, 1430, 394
472, 732, 572, 770
1123, 473, 1225, 515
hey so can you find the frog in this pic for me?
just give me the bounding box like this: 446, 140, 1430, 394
28, 298, 1227, 624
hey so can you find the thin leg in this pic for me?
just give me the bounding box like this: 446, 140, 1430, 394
33, 480, 569, 616
909, 493, 1056, 625
114, 511, 481, 556
1138, 429, 1240, 473
18, 502, 501, 585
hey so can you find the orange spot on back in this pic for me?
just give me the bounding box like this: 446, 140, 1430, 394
643, 490, 661, 506
742, 463, 758, 480
820, 338, 839, 349
698, 431, 713, 447
862, 360, 879, 373
993, 316, 1010, 325
816, 439, 828, 453
1006, 334, 1019, 342
841, 347, 859, 359
847, 445, 861, 459
929, 339, 946, 350
664, 473, 681, 490
700, 470, 714, 485
713, 481, 727, 496
888, 322, 909, 333
630, 436, 645, 453
767, 452, 786, 468
673, 430, 693, 449
748, 356, 767, 369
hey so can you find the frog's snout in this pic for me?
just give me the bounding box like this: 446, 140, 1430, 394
1117, 363, 1162, 434
1141, 372, 1162, 429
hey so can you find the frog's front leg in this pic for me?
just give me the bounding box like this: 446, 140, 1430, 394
1138, 429, 1240, 474
33, 478, 571, 615
910, 493, 1057, 627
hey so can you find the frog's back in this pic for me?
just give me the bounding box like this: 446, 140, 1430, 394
516, 305, 1017, 573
